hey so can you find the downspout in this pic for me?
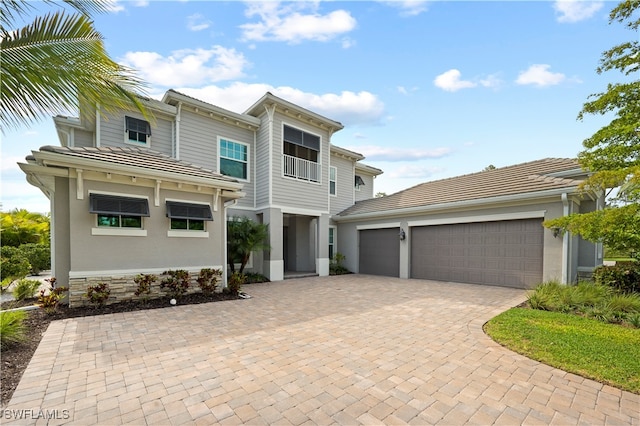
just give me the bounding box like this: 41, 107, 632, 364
223, 199, 238, 289
175, 102, 182, 159
561, 193, 570, 284
253, 129, 257, 209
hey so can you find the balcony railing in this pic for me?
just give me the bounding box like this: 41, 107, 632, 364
283, 154, 320, 183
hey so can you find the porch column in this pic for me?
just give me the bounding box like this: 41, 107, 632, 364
316, 213, 330, 276
262, 207, 284, 281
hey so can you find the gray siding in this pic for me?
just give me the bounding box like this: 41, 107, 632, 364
255, 114, 271, 207
178, 109, 256, 209
272, 113, 330, 212
73, 129, 94, 147
99, 110, 173, 155
330, 155, 355, 215
355, 172, 375, 201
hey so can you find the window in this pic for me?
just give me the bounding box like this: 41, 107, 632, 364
125, 116, 151, 146
220, 139, 248, 180
355, 175, 365, 191
329, 167, 337, 196
166, 201, 213, 231
90, 193, 149, 229
283, 124, 321, 182
329, 227, 336, 260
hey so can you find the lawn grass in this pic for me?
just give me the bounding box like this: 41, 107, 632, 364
485, 308, 640, 394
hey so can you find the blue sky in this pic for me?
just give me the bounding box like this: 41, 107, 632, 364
1, 0, 632, 213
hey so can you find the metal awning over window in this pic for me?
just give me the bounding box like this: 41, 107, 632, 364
166, 201, 213, 221
125, 116, 151, 135
355, 175, 365, 186
89, 194, 150, 216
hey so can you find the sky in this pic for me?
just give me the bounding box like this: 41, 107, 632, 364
1, 0, 634, 214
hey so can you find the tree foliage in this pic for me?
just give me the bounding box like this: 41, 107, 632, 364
1, 0, 150, 132
227, 217, 270, 274
545, 0, 640, 254
0, 209, 50, 246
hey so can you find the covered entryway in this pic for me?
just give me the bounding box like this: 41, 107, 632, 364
410, 219, 543, 288
359, 228, 400, 277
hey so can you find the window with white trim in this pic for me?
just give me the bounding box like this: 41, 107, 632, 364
125, 116, 151, 146
283, 124, 321, 182
90, 193, 149, 229
219, 139, 248, 180
329, 167, 337, 196
329, 227, 336, 260
166, 201, 213, 231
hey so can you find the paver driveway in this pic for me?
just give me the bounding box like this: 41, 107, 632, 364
3, 275, 639, 425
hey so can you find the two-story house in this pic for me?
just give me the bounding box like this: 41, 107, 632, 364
20, 90, 381, 305
20, 89, 602, 306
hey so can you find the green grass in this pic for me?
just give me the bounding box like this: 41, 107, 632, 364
485, 308, 640, 394
0, 310, 27, 348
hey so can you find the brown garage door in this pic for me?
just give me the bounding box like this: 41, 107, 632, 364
411, 219, 543, 288
359, 228, 400, 277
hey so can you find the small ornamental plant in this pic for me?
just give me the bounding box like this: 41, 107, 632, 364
86, 282, 111, 307
160, 270, 191, 299
37, 277, 68, 314
196, 268, 222, 296
226, 272, 245, 296
133, 273, 157, 302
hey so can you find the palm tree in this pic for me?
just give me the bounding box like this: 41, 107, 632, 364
227, 217, 271, 274
1, 0, 149, 132
0, 208, 50, 246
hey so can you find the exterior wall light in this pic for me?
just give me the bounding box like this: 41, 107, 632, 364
552, 227, 561, 238
399, 228, 406, 241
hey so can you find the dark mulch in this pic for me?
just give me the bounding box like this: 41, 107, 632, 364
0, 292, 241, 407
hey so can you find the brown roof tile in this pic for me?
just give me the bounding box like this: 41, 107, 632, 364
338, 158, 585, 217
38, 145, 238, 184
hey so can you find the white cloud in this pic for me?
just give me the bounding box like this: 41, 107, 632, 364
120, 46, 249, 87
516, 64, 566, 87
479, 74, 503, 89
388, 165, 445, 179
240, 2, 356, 44
344, 145, 451, 162
381, 1, 430, 17
434, 69, 477, 92
176, 82, 385, 126
397, 85, 419, 95
187, 13, 211, 32
553, 1, 603, 23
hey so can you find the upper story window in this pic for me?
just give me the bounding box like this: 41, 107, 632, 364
166, 201, 213, 231
283, 124, 321, 182
125, 116, 151, 146
355, 175, 365, 191
329, 167, 337, 196
219, 139, 249, 180
89, 193, 149, 229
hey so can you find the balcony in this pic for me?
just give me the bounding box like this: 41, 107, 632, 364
283, 154, 320, 183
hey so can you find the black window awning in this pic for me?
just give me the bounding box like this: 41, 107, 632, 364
166, 201, 213, 221
355, 175, 365, 186
89, 194, 150, 216
125, 116, 151, 135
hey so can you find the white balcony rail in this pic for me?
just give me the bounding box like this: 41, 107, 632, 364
283, 154, 320, 182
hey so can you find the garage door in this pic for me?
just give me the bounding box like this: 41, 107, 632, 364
359, 228, 400, 277
411, 219, 543, 288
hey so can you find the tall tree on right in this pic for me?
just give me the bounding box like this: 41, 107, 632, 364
544, 0, 640, 255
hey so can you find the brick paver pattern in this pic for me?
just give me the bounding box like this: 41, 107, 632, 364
3, 275, 639, 425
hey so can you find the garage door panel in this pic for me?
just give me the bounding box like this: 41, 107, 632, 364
411, 219, 543, 289
359, 228, 400, 277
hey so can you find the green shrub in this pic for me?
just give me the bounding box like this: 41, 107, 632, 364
593, 264, 640, 294
196, 268, 222, 296
570, 281, 612, 307
18, 243, 50, 275
0, 310, 26, 348
86, 282, 111, 307
133, 274, 157, 301
161, 270, 190, 299
607, 293, 640, 314
527, 281, 565, 311
582, 305, 616, 323
1, 246, 31, 282
628, 313, 640, 328
12, 278, 41, 301
226, 272, 245, 296
243, 272, 269, 284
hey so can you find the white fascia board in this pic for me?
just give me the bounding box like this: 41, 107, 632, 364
355, 162, 384, 176
334, 187, 582, 222
245, 93, 344, 131
331, 145, 364, 161
32, 151, 244, 192
407, 210, 546, 227
356, 222, 401, 230
18, 162, 69, 177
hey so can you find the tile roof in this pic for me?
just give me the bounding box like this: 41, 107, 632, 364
337, 158, 585, 217
35, 145, 239, 184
